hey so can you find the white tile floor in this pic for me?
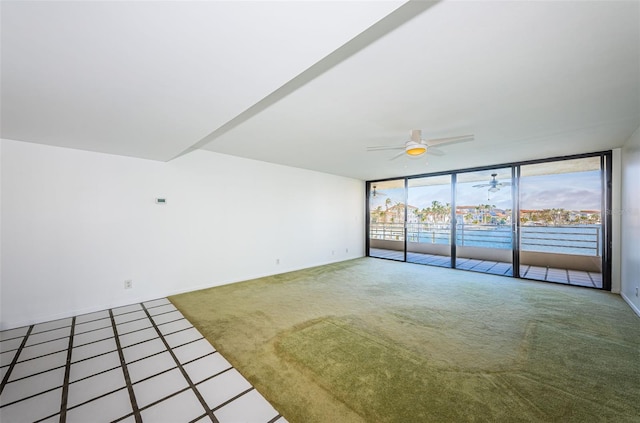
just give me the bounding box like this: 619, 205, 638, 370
0, 298, 287, 423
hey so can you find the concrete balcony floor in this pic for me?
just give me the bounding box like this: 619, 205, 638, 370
370, 248, 603, 289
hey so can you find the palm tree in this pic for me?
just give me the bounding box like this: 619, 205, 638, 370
372, 206, 384, 223
444, 202, 452, 224
465, 212, 473, 224
413, 207, 421, 223
431, 200, 444, 224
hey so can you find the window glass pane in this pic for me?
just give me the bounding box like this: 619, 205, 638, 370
369, 179, 405, 260
519, 157, 602, 287
406, 175, 452, 267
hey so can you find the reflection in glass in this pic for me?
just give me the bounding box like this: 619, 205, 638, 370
406, 175, 452, 267
455, 169, 513, 275
368, 179, 405, 260
519, 157, 602, 287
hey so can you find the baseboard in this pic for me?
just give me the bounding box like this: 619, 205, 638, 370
0, 295, 151, 331
621, 292, 640, 318
1, 256, 366, 331
164, 256, 365, 299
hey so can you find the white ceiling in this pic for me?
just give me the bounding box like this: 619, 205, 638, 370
2, 1, 639, 181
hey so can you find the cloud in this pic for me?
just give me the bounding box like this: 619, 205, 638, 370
370, 170, 602, 212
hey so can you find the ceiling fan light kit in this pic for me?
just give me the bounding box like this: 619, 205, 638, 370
366, 129, 474, 160
405, 141, 426, 156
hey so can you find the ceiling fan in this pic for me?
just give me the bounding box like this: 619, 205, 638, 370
370, 185, 388, 198
472, 173, 511, 193
366, 129, 474, 160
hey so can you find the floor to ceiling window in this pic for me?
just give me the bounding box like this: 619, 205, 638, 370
368, 179, 406, 261
366, 152, 611, 290
518, 157, 605, 287
406, 175, 452, 267
455, 168, 514, 276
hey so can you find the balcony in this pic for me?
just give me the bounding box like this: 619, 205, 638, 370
369, 222, 603, 288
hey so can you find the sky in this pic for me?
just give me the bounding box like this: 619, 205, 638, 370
519, 170, 601, 210
370, 170, 601, 212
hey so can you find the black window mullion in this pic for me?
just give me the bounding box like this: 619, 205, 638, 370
403, 178, 408, 262
450, 173, 457, 268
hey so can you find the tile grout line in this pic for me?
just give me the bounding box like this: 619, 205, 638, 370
116, 324, 155, 338
119, 336, 163, 352
140, 302, 220, 423
147, 308, 181, 318
4, 345, 67, 360
0, 325, 34, 395
161, 326, 193, 338
63, 386, 129, 415
67, 365, 121, 385
209, 385, 281, 422
59, 316, 76, 422
0, 383, 64, 409
74, 315, 112, 326
210, 387, 254, 412
14, 334, 74, 350
188, 413, 209, 423
155, 317, 188, 327
0, 334, 27, 343
169, 337, 206, 351
135, 385, 191, 413
182, 351, 216, 367
109, 309, 143, 423
3, 365, 68, 385
131, 364, 178, 386
194, 367, 233, 386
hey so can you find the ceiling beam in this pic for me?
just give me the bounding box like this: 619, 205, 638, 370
171, 0, 439, 160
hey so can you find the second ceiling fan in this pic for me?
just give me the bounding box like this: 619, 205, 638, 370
367, 129, 474, 160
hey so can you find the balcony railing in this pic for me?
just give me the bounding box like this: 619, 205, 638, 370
369, 222, 601, 256
520, 225, 600, 256
369, 222, 405, 241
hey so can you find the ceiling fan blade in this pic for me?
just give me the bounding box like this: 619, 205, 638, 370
426, 134, 474, 146
472, 183, 490, 188
427, 147, 445, 156
366, 145, 404, 151
389, 151, 406, 161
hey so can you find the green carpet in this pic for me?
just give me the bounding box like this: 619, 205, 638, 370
169, 258, 640, 422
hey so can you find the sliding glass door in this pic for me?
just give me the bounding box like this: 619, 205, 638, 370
368, 179, 406, 261
455, 168, 514, 275
406, 175, 452, 267
366, 152, 610, 290
518, 157, 604, 287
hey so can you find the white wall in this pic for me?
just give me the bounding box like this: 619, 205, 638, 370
620, 126, 640, 316
0, 139, 365, 329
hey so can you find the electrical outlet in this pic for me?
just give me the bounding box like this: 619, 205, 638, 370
346, 248, 349, 253
276, 258, 280, 265
124, 280, 133, 289
636, 286, 639, 297
332, 250, 335, 255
